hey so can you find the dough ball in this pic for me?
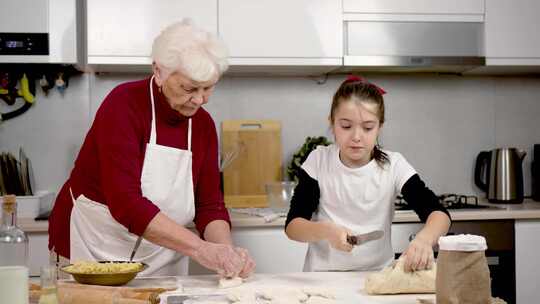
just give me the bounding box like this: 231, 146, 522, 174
226, 287, 256, 302
218, 277, 243, 289
258, 287, 308, 302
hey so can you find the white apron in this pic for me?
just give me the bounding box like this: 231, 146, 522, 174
69, 76, 196, 276
301, 145, 397, 272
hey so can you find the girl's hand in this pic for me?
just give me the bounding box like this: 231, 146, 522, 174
321, 222, 354, 252
401, 236, 434, 272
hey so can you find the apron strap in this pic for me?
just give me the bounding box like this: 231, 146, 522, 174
188, 118, 192, 152
149, 76, 157, 145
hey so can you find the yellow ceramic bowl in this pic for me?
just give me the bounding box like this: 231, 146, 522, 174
60, 261, 148, 286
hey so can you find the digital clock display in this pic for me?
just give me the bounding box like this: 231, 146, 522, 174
0, 33, 48, 55
5, 40, 24, 48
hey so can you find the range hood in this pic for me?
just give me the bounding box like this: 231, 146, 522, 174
343, 20, 485, 73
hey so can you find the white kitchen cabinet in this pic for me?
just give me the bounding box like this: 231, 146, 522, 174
485, 0, 540, 65
515, 220, 540, 304
343, 0, 484, 15
189, 226, 307, 275
343, 0, 484, 23
219, 0, 342, 68
87, 0, 217, 65
27, 232, 49, 277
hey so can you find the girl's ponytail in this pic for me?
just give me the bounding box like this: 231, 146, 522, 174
373, 144, 389, 168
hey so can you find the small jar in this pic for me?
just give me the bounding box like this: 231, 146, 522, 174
436, 234, 491, 304
39, 266, 58, 304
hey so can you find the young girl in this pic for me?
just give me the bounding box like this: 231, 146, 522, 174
285, 75, 451, 272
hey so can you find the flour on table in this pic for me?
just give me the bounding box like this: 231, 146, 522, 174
218, 277, 243, 289
364, 259, 436, 294
302, 286, 336, 299
305, 295, 337, 304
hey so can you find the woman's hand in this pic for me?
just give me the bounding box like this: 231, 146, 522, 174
321, 222, 353, 252
400, 236, 434, 272
192, 242, 244, 277
234, 247, 256, 278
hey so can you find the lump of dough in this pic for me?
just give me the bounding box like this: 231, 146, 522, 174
218, 277, 243, 289
226, 287, 256, 302
364, 259, 436, 295
258, 287, 308, 302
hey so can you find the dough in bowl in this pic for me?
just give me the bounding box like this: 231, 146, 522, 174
364, 259, 436, 295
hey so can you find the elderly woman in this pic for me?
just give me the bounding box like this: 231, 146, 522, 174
48, 20, 255, 278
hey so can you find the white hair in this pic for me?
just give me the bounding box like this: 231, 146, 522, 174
151, 19, 229, 82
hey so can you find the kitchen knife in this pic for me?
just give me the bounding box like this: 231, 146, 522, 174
347, 230, 384, 246
166, 294, 229, 304
130, 236, 143, 262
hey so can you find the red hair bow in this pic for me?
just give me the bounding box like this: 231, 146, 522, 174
344, 75, 387, 95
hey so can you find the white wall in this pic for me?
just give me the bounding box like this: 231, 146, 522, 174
1, 73, 539, 199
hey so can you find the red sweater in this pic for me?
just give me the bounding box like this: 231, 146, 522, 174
48, 78, 230, 258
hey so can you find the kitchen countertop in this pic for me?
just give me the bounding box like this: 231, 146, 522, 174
17, 199, 540, 232
162, 271, 435, 304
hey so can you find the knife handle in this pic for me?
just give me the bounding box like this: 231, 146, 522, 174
346, 235, 357, 245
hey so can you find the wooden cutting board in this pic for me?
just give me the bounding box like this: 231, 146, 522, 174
221, 120, 282, 208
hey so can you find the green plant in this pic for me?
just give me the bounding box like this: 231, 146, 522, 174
287, 136, 332, 183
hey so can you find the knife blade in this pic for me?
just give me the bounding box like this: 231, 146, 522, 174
166, 294, 229, 304
130, 236, 143, 262
347, 230, 384, 246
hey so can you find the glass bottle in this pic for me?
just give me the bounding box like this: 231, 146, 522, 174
0, 195, 29, 267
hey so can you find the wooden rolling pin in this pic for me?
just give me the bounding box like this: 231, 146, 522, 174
49, 281, 172, 304
58, 283, 166, 304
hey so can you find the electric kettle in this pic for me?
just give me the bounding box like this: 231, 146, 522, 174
474, 148, 526, 203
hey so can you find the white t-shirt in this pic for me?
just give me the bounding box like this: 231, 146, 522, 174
301, 144, 416, 271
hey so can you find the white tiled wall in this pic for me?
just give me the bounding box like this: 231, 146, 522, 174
1, 73, 539, 199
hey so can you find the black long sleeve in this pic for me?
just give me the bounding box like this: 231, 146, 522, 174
285, 168, 320, 229
401, 174, 451, 222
